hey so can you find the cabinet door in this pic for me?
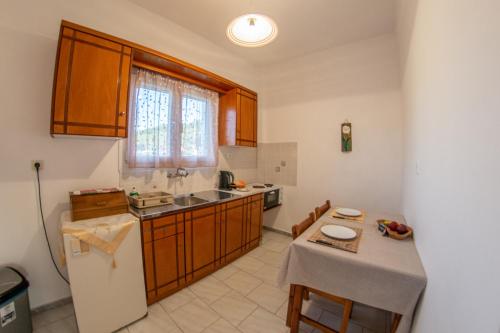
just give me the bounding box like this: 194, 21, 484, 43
238, 93, 257, 147
146, 214, 184, 303
51, 26, 131, 137
185, 207, 217, 281
141, 220, 156, 302
224, 199, 245, 261
248, 195, 263, 245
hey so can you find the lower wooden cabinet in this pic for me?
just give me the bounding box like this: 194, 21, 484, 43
140, 194, 263, 304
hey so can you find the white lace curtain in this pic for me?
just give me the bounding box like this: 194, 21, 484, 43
127, 68, 218, 168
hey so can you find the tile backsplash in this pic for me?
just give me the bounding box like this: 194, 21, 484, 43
119, 142, 258, 195
257, 142, 298, 186
119, 141, 297, 195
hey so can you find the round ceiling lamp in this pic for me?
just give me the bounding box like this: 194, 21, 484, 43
226, 14, 278, 47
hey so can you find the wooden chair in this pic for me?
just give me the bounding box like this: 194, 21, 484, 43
287, 206, 354, 333
314, 199, 331, 219
291, 212, 316, 240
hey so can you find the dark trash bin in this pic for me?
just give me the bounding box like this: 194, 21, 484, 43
0, 267, 31, 333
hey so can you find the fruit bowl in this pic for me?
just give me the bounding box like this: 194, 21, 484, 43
377, 219, 413, 240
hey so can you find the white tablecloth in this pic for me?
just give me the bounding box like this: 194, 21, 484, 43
277, 210, 427, 333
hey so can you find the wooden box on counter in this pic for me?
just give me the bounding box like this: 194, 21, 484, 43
70, 190, 129, 221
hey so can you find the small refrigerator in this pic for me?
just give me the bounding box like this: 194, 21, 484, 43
61, 211, 147, 333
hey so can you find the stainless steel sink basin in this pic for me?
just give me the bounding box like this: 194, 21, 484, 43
174, 195, 209, 207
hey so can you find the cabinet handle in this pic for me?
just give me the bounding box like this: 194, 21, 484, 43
95, 201, 108, 206
119, 112, 126, 116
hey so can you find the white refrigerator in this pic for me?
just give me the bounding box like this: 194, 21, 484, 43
61, 211, 147, 333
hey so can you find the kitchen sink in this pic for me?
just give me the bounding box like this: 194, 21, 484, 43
174, 195, 209, 207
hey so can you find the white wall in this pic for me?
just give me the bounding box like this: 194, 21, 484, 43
397, 0, 500, 331
0, 0, 256, 308
257, 35, 403, 232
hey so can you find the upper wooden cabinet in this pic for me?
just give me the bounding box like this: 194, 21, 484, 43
51, 20, 257, 139
219, 88, 258, 147
51, 25, 131, 138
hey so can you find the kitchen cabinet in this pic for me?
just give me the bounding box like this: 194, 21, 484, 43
51, 24, 131, 138
222, 198, 246, 262
219, 88, 258, 147
184, 206, 218, 282
245, 194, 264, 249
140, 194, 263, 305
141, 214, 185, 304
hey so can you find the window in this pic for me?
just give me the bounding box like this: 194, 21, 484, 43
127, 68, 218, 168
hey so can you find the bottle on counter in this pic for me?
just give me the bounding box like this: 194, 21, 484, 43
129, 187, 139, 197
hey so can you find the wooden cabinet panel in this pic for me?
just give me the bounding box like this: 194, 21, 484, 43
142, 213, 185, 304
239, 94, 257, 146
225, 199, 245, 258
143, 241, 155, 294
219, 88, 257, 147
248, 195, 263, 243
51, 24, 131, 138
185, 206, 217, 281
154, 236, 178, 288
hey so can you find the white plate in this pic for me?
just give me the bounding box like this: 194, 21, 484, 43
321, 225, 357, 240
236, 187, 250, 192
335, 207, 362, 217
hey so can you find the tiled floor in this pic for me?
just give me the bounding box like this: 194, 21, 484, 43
32, 230, 391, 333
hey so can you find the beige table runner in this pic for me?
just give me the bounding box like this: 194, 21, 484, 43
278, 209, 427, 333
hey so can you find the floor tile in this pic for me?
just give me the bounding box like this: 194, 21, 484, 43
33, 315, 78, 333
170, 298, 220, 333
189, 276, 231, 304
350, 303, 388, 333
223, 270, 263, 295
203, 318, 241, 333
128, 304, 181, 333
210, 291, 258, 326
257, 250, 285, 268
314, 310, 363, 333
159, 288, 197, 313
246, 283, 288, 313
232, 256, 265, 273
263, 231, 292, 243
250, 264, 281, 286
32, 303, 75, 329
261, 239, 289, 252
211, 264, 240, 281
245, 246, 268, 258
238, 308, 288, 333
275, 297, 322, 324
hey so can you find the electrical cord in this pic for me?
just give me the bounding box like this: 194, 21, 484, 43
34, 163, 70, 285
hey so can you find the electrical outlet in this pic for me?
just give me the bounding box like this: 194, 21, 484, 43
32, 160, 44, 170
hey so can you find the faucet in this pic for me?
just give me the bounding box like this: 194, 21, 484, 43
167, 167, 189, 179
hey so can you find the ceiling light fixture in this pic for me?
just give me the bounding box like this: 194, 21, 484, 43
226, 14, 278, 47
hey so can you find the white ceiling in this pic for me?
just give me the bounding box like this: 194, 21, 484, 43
129, 0, 396, 66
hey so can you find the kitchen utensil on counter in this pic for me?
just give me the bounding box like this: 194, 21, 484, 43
252, 184, 266, 189
219, 170, 235, 190
128, 191, 174, 208
264, 183, 274, 187
236, 187, 250, 192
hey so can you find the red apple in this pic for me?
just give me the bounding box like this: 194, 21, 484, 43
397, 224, 408, 234
388, 222, 399, 231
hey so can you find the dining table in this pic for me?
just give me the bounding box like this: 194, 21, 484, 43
277, 208, 427, 333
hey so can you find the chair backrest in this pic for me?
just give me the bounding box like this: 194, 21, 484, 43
314, 200, 331, 219
292, 212, 316, 240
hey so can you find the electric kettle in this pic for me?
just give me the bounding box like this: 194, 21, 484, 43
219, 171, 234, 190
